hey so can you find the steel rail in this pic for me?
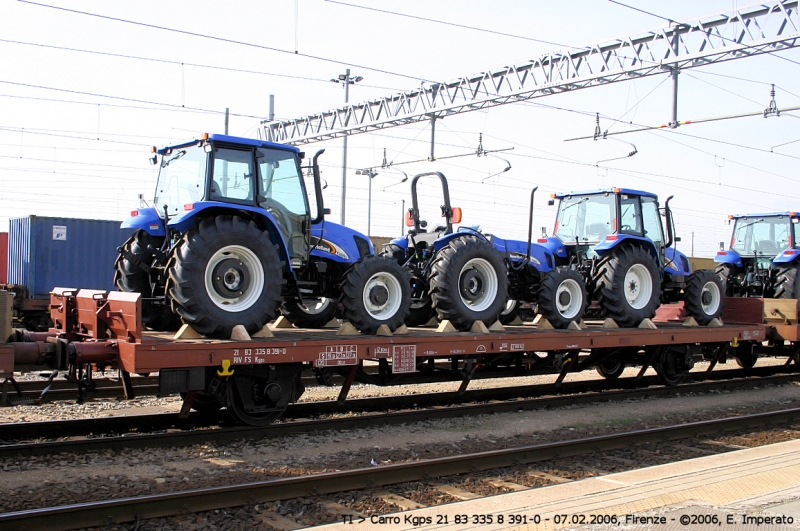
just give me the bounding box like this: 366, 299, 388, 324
2, 408, 799, 531
1, 364, 793, 441
2, 372, 797, 459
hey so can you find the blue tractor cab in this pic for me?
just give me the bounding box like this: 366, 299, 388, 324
714, 212, 800, 298
115, 134, 411, 424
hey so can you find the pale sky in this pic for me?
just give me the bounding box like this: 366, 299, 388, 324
0, 0, 798, 258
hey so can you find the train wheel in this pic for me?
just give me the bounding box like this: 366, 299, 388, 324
684, 270, 724, 325
429, 235, 508, 330
281, 298, 338, 329
594, 245, 662, 328
115, 230, 181, 331
596, 360, 625, 380
654, 348, 690, 386
341, 256, 411, 334
167, 215, 284, 339
225, 365, 303, 426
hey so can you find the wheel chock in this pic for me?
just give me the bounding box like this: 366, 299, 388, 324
638, 318, 657, 329
376, 324, 393, 337
424, 317, 439, 327
394, 324, 409, 335
336, 321, 360, 336
488, 320, 505, 332
470, 321, 490, 334
436, 320, 457, 333
173, 324, 203, 340
252, 324, 274, 338
508, 316, 524, 325
708, 317, 724, 327
324, 318, 341, 329
272, 316, 294, 329
535, 316, 555, 330
567, 320, 582, 331
682, 316, 699, 327
230, 325, 251, 341
602, 318, 619, 329
579, 319, 586, 328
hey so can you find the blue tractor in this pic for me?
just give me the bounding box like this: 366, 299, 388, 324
383, 172, 509, 330
115, 134, 411, 340
493, 188, 725, 333
715, 212, 800, 299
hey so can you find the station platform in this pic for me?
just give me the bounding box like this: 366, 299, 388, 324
313, 438, 800, 530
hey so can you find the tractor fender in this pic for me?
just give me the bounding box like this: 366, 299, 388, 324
387, 237, 409, 250
714, 249, 744, 268
310, 221, 374, 263
432, 229, 483, 252
664, 247, 691, 276
166, 201, 293, 271
486, 234, 554, 272
772, 248, 800, 264
121, 208, 166, 237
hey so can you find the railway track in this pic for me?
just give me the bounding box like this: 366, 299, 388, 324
2, 370, 798, 459
2, 407, 798, 531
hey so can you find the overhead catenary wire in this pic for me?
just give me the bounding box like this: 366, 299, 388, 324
16, 0, 431, 83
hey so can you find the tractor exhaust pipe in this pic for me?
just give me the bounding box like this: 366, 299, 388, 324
526, 187, 539, 265
664, 195, 675, 248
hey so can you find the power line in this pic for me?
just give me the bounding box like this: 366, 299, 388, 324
0, 38, 402, 92
0, 79, 264, 118
324, 0, 577, 48
16, 0, 429, 83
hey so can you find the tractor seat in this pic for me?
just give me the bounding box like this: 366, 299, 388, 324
586, 222, 610, 239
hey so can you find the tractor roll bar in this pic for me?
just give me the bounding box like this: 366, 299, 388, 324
409, 172, 453, 234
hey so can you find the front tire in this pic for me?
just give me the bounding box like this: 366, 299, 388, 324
429, 236, 508, 331
167, 216, 284, 339
593, 245, 662, 328
281, 298, 338, 329
537, 267, 587, 329
683, 270, 725, 325
341, 256, 411, 334
775, 263, 800, 299
115, 230, 181, 331
499, 299, 521, 325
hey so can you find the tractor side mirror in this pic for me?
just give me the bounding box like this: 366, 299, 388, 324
323, 208, 331, 215
149, 155, 157, 165
547, 199, 555, 206
675, 236, 682, 242
450, 207, 462, 224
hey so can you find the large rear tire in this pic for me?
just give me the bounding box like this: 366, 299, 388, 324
281, 298, 338, 329
593, 245, 661, 328
167, 216, 284, 339
683, 270, 725, 325
429, 236, 508, 331
341, 256, 411, 334
775, 263, 800, 299
114, 230, 181, 331
715, 263, 737, 297
537, 267, 587, 329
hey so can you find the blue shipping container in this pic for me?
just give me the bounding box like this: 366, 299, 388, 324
8, 217, 134, 299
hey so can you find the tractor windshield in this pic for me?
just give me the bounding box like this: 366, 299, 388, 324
153, 145, 208, 217
731, 216, 794, 256
555, 194, 616, 244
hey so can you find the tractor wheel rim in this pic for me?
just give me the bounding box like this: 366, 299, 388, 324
300, 298, 331, 315
204, 245, 264, 312
700, 280, 721, 315
555, 278, 583, 319
500, 299, 518, 316
458, 258, 498, 312
624, 263, 653, 310
362, 272, 402, 320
